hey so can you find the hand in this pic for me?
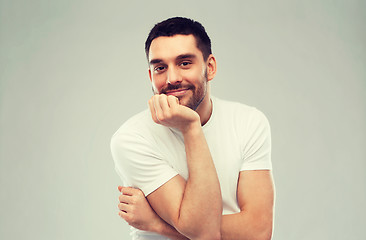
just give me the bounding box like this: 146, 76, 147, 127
148, 94, 200, 133
118, 186, 164, 232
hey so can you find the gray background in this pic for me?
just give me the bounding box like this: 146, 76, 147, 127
1, 0, 365, 239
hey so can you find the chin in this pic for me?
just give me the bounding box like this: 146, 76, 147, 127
178, 95, 192, 105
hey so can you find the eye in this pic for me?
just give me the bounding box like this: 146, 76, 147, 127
154, 66, 166, 73
180, 61, 192, 68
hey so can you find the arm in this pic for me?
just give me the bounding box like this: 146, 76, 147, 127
118, 186, 189, 240
146, 94, 222, 239
118, 170, 274, 240
221, 170, 275, 240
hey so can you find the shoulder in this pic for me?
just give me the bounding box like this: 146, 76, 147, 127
111, 109, 157, 146
110, 109, 173, 150
113, 109, 150, 135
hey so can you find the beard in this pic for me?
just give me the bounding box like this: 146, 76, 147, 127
154, 70, 208, 111
182, 80, 206, 110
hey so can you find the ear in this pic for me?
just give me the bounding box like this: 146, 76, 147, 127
148, 68, 152, 82
206, 54, 217, 81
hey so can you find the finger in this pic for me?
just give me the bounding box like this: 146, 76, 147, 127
153, 95, 164, 122
120, 186, 143, 197
148, 97, 159, 124
118, 202, 131, 212
118, 210, 133, 224
167, 95, 179, 108
118, 193, 132, 203
158, 94, 170, 113
118, 210, 128, 219
118, 186, 122, 192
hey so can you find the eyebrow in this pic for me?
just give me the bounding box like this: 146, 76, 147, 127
149, 59, 163, 65
176, 54, 196, 61
149, 54, 197, 66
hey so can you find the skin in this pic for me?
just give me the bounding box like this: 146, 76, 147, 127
119, 170, 274, 240
117, 34, 275, 240
144, 34, 222, 240
148, 34, 215, 125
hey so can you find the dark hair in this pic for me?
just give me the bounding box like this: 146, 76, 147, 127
145, 17, 212, 60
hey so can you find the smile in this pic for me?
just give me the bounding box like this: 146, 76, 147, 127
166, 89, 189, 96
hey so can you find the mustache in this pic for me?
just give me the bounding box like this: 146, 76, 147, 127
160, 83, 194, 94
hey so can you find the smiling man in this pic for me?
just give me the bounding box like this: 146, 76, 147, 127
111, 17, 275, 240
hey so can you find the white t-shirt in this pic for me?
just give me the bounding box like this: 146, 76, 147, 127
111, 96, 272, 239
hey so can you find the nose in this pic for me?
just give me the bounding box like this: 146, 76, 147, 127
166, 67, 182, 85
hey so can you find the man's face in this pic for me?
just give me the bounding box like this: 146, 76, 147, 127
148, 34, 209, 110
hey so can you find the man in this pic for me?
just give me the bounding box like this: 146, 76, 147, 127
111, 17, 275, 240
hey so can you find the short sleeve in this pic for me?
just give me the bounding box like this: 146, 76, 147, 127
240, 109, 272, 171
111, 130, 178, 196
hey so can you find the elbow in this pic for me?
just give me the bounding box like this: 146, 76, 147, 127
239, 209, 273, 240
257, 226, 273, 240
246, 225, 272, 240
175, 220, 221, 240
191, 231, 221, 240
198, 231, 221, 240
172, 202, 223, 239
253, 216, 273, 240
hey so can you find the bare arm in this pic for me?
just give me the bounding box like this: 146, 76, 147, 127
118, 186, 189, 240
221, 170, 275, 240
147, 94, 222, 239
118, 170, 274, 239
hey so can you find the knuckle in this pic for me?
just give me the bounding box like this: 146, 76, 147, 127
130, 205, 136, 214
164, 112, 172, 119
167, 95, 176, 102
157, 113, 164, 121
159, 94, 167, 103
152, 117, 159, 124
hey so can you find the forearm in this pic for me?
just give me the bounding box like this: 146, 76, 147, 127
176, 123, 222, 239
153, 205, 272, 240
154, 220, 189, 240
221, 211, 273, 240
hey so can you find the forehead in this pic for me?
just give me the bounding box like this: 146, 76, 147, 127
148, 34, 203, 62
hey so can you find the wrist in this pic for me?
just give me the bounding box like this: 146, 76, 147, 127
180, 120, 202, 136
151, 218, 169, 235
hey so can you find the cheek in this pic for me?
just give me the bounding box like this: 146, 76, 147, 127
151, 75, 165, 90
185, 70, 205, 84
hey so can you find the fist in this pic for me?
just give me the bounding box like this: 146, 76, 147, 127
118, 186, 163, 232
148, 94, 200, 133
